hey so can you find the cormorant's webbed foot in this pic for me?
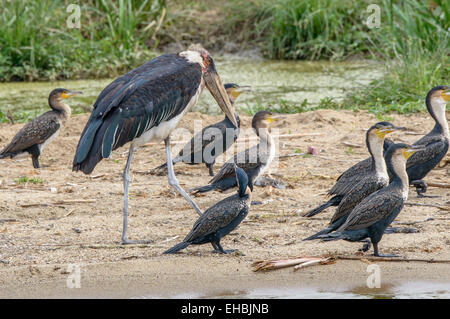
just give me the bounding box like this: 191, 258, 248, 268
373, 243, 400, 257
358, 240, 372, 252
411, 180, 439, 198
384, 227, 419, 234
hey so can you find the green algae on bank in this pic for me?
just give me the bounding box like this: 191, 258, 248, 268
0, 59, 383, 123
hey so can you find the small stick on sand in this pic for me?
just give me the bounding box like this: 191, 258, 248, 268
392, 217, 434, 226
426, 182, 450, 189
336, 255, 450, 263
252, 256, 331, 272
405, 202, 450, 211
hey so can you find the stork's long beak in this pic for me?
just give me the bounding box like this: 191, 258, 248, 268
204, 69, 238, 127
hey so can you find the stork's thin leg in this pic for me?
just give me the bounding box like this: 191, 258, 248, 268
165, 136, 203, 216
32, 156, 40, 169
121, 146, 151, 245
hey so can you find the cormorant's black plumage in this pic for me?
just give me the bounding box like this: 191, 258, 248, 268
0, 88, 80, 168
315, 143, 417, 257
164, 165, 252, 254
190, 110, 276, 194
304, 122, 402, 218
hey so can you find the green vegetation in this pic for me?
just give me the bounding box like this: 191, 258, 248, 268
0, 0, 448, 116
15, 176, 46, 185
0, 0, 165, 81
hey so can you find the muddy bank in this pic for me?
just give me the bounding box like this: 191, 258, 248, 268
0, 110, 449, 298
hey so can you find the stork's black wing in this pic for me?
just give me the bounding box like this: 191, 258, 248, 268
73, 53, 203, 174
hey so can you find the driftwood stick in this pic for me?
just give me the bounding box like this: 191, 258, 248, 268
336, 255, 450, 263
426, 182, 450, 189
392, 217, 434, 226
405, 202, 450, 211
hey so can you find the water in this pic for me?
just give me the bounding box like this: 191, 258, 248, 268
140, 282, 450, 299
0, 58, 383, 122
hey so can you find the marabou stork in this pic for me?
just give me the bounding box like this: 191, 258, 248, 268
72, 49, 237, 244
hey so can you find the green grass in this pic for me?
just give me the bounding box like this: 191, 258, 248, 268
15, 176, 46, 185
0, 0, 165, 81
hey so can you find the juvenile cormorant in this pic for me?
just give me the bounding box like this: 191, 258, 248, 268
190, 110, 281, 194
0, 88, 82, 168
72, 49, 237, 244
400, 85, 449, 197
315, 143, 424, 257
163, 164, 252, 254
304, 122, 404, 217
304, 122, 406, 239
153, 83, 250, 176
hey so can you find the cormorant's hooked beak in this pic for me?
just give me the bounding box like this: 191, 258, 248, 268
267, 113, 286, 124
62, 91, 83, 99
376, 125, 406, 138
233, 86, 251, 96
204, 68, 238, 127
442, 88, 450, 102
403, 145, 425, 159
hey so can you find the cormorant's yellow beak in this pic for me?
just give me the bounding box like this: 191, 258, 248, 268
231, 86, 251, 99
268, 113, 285, 124
62, 91, 83, 99
441, 89, 450, 102
403, 146, 425, 159
376, 125, 407, 139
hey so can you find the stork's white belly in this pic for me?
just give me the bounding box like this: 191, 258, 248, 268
132, 84, 203, 147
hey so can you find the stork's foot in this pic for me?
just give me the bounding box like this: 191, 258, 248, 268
120, 238, 152, 245
384, 227, 419, 234
411, 180, 439, 198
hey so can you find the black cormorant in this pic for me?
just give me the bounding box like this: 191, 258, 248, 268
304, 122, 406, 239
0, 88, 82, 168
190, 110, 281, 194
163, 164, 252, 254
304, 122, 404, 217
153, 83, 250, 176
400, 85, 449, 197
315, 143, 424, 257
72, 49, 237, 244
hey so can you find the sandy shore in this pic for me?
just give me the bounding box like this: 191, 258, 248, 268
0, 110, 449, 298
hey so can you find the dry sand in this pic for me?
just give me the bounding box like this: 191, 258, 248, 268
0, 110, 449, 298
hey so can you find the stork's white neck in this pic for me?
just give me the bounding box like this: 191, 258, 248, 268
368, 134, 388, 178
432, 99, 449, 139
179, 50, 205, 68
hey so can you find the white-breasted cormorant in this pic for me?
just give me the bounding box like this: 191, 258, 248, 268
315, 143, 424, 257
304, 122, 404, 217
190, 110, 281, 193
153, 83, 250, 176
163, 164, 252, 254
72, 49, 237, 244
398, 85, 449, 197
0, 88, 82, 168
304, 122, 406, 239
